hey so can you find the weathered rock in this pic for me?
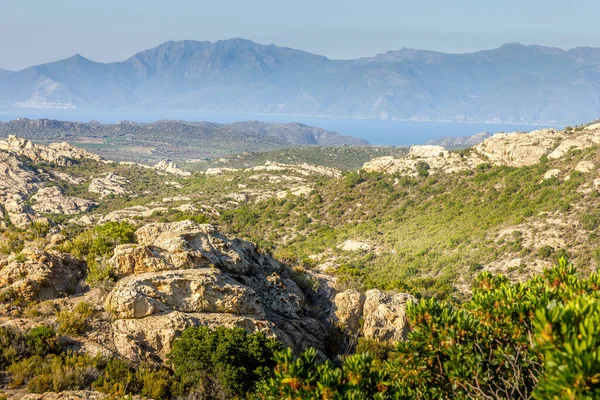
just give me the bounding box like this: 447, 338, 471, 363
104, 220, 333, 361
31, 186, 96, 215
331, 289, 415, 342
363, 145, 479, 176
18, 390, 111, 400
205, 167, 239, 175
277, 185, 313, 198
331, 290, 365, 332
542, 169, 561, 181
0, 135, 102, 166
337, 240, 371, 252
361, 126, 600, 176
109, 310, 276, 361
362, 290, 414, 341
106, 268, 264, 319
153, 160, 192, 177
250, 161, 342, 178
472, 129, 563, 167
548, 129, 600, 159
115, 220, 279, 275
88, 173, 129, 197
0, 248, 84, 301
98, 205, 168, 224
575, 160, 595, 173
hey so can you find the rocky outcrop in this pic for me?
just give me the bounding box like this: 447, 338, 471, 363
331, 289, 415, 342
472, 129, 563, 167
363, 145, 482, 176
250, 161, 342, 178
363, 125, 600, 176
362, 290, 414, 341
330, 290, 365, 332
106, 269, 264, 319
18, 391, 111, 400
88, 173, 130, 197
575, 161, 595, 173
337, 240, 371, 252
104, 221, 329, 361
0, 248, 84, 301
111, 221, 276, 276
0, 135, 102, 166
98, 205, 168, 224
31, 186, 96, 215
153, 160, 192, 177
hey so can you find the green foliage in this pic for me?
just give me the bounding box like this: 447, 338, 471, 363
169, 326, 283, 398
262, 260, 600, 399
258, 348, 391, 399
343, 171, 364, 188
56, 302, 93, 336
416, 160, 431, 177
61, 221, 136, 288
0, 325, 60, 370
533, 296, 600, 399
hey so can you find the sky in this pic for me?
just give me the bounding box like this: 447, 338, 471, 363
1, 0, 600, 70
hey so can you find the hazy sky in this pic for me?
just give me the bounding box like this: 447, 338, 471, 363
1, 0, 599, 70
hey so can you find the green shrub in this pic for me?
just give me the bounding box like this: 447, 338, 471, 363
537, 245, 554, 259
169, 326, 282, 398
261, 259, 600, 399
534, 296, 600, 399
92, 358, 136, 396
343, 172, 364, 188
56, 303, 93, 336
416, 161, 430, 177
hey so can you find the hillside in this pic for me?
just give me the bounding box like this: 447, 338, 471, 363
426, 131, 492, 149
184, 145, 408, 171
2, 121, 600, 397
0, 118, 368, 163
1, 40, 600, 124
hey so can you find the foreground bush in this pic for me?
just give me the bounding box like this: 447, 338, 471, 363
169, 326, 282, 398
260, 259, 600, 399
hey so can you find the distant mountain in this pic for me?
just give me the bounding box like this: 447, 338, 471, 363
1, 39, 600, 124
0, 69, 12, 77
426, 131, 493, 150
0, 118, 368, 163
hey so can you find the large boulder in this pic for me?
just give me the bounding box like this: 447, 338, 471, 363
331, 289, 415, 342
88, 173, 130, 197
362, 289, 414, 341
330, 289, 365, 333
0, 135, 102, 166
31, 186, 96, 215
472, 129, 563, 167
103, 220, 328, 361
111, 221, 279, 276
106, 269, 264, 319
0, 248, 85, 301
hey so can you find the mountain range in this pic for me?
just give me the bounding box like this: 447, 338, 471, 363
1, 39, 599, 124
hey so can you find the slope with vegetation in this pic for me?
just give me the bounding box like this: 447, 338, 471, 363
0, 122, 599, 398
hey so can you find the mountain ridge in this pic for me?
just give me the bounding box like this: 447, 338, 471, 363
1, 39, 600, 124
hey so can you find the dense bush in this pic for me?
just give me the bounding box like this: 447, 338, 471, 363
61, 221, 136, 288
260, 259, 600, 399
0, 326, 60, 369
533, 296, 600, 399
169, 326, 283, 398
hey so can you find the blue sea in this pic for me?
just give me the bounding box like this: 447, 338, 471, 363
0, 108, 563, 146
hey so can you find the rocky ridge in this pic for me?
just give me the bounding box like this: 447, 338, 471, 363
363, 125, 600, 175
